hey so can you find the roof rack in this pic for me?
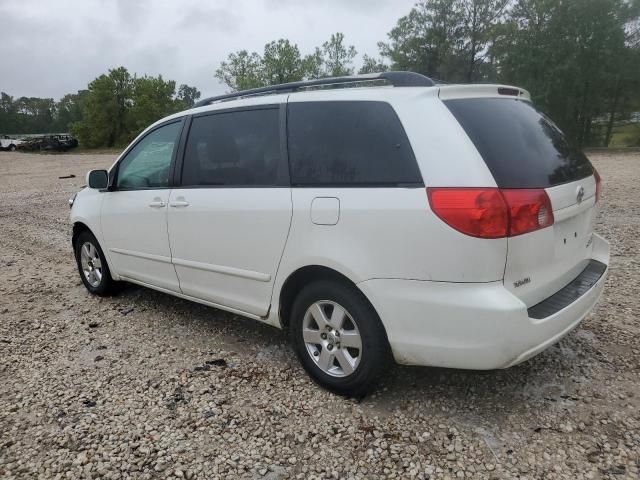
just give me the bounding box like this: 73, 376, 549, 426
193, 71, 435, 108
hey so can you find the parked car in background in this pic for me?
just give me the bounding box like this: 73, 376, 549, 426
0, 135, 24, 151
69, 71, 609, 396
17, 134, 78, 152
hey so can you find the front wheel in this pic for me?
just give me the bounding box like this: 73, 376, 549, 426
74, 231, 116, 296
290, 280, 390, 397
9, 144, 16, 152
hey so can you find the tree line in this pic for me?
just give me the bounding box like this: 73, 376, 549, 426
0, 68, 200, 148
216, 0, 640, 147
1, 0, 639, 148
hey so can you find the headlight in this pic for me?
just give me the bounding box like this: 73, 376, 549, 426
69, 192, 77, 209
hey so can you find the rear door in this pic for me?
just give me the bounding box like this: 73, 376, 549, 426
167, 105, 292, 317
444, 97, 598, 307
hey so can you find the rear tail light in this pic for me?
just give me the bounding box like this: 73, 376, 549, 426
427, 187, 554, 239
594, 168, 601, 203
500, 189, 554, 236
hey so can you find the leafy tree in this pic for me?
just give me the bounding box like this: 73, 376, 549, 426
176, 84, 201, 109
460, 0, 509, 81
215, 33, 358, 90
262, 39, 306, 84
379, 0, 465, 80
55, 91, 88, 132
215, 50, 265, 91
320, 33, 358, 76
71, 67, 133, 147
128, 75, 178, 135
359, 55, 389, 74
494, 0, 638, 146
298, 48, 324, 79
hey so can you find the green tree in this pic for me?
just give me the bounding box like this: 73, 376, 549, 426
128, 75, 178, 135
359, 55, 389, 74
302, 48, 325, 79
379, 0, 465, 80
176, 84, 201, 109
71, 67, 133, 147
320, 32, 357, 76
55, 91, 88, 132
494, 0, 638, 146
262, 39, 306, 84
215, 50, 265, 91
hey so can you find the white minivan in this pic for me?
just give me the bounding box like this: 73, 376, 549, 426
70, 72, 609, 395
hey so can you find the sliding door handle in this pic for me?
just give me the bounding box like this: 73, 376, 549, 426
169, 200, 190, 208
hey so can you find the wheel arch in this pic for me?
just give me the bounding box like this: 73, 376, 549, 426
277, 265, 388, 341
72, 221, 92, 248
71, 221, 120, 281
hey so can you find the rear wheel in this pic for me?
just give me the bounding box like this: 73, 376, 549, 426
9, 144, 16, 152
290, 280, 389, 396
74, 231, 116, 295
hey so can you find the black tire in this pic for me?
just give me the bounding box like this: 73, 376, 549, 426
74, 231, 116, 296
289, 280, 390, 397
9, 144, 16, 152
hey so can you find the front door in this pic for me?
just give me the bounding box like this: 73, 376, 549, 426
101, 120, 183, 292
167, 106, 292, 316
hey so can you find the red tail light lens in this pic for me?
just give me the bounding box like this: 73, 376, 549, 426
427, 187, 554, 238
500, 189, 554, 236
594, 168, 601, 203
427, 188, 509, 239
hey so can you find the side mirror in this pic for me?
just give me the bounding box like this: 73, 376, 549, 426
87, 169, 108, 189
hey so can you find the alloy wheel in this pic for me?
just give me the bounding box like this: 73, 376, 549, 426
80, 241, 103, 288
302, 300, 362, 377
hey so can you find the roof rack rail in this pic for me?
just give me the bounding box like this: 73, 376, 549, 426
193, 71, 435, 108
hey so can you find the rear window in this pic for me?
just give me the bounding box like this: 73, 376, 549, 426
288, 101, 422, 186
444, 98, 593, 188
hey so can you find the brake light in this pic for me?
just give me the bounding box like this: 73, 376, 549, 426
501, 189, 554, 236
427, 188, 554, 238
594, 168, 601, 203
427, 188, 508, 238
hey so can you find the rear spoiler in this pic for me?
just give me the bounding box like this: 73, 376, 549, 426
438, 84, 531, 101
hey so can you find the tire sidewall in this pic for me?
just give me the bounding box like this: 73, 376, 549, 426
290, 280, 388, 396
75, 231, 112, 295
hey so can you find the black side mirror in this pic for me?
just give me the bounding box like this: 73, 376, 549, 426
87, 169, 108, 189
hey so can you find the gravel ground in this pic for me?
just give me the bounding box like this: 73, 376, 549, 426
0, 150, 638, 480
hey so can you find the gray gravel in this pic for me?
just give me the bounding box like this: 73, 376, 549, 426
0, 150, 639, 480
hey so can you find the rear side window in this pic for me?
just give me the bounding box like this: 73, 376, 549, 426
288, 101, 422, 186
444, 98, 593, 188
181, 108, 283, 187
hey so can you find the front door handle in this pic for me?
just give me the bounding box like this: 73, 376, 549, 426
169, 200, 190, 208
149, 200, 166, 208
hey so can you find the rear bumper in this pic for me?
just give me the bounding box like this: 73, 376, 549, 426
358, 233, 609, 369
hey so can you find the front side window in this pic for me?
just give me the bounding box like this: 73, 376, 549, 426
288, 101, 422, 186
116, 121, 182, 189
181, 108, 282, 187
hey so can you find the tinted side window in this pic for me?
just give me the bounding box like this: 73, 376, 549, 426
116, 121, 181, 189
444, 98, 593, 188
181, 108, 282, 187
288, 101, 422, 186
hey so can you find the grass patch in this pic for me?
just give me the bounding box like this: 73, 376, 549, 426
609, 123, 640, 147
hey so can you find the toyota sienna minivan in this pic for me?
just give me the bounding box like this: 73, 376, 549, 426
70, 71, 609, 395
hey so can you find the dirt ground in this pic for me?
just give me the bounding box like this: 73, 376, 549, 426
0, 151, 638, 480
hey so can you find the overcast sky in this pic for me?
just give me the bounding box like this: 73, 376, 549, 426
0, 0, 416, 100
